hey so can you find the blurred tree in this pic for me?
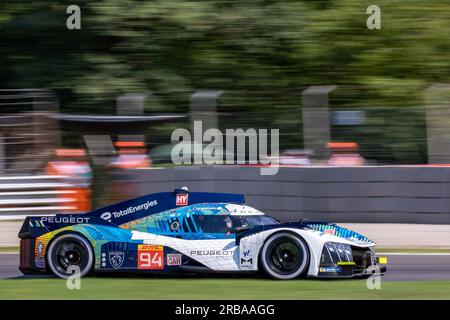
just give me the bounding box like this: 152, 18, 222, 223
0, 0, 448, 163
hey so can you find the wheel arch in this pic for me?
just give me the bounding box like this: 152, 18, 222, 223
257, 229, 312, 275
258, 229, 312, 267
45, 230, 95, 274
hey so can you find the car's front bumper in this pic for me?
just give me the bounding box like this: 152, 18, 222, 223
315, 242, 387, 278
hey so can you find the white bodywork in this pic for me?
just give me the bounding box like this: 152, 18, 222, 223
130, 204, 375, 276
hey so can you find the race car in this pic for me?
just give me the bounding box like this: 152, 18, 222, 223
18, 187, 387, 279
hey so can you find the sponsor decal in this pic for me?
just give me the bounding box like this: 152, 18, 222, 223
324, 228, 336, 236
100, 200, 158, 221
167, 253, 182, 266
190, 250, 235, 256
37, 242, 43, 255
100, 212, 112, 221
176, 193, 188, 206
35, 241, 46, 257
109, 251, 124, 269
40, 216, 90, 224
240, 249, 253, 269
193, 206, 221, 211
35, 256, 45, 268
319, 266, 342, 273
138, 245, 164, 270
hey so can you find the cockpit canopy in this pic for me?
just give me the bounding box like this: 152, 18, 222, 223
121, 203, 278, 238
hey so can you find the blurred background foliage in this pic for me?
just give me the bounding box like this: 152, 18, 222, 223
0, 0, 449, 163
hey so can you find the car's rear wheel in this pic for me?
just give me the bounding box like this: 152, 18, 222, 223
47, 233, 94, 279
260, 232, 310, 280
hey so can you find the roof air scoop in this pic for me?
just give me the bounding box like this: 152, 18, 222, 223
175, 186, 189, 193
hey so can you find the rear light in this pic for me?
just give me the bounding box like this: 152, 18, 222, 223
19, 239, 33, 270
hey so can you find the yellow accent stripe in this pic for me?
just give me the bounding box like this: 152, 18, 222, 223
337, 262, 356, 266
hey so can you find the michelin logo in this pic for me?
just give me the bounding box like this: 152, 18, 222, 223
100, 200, 158, 221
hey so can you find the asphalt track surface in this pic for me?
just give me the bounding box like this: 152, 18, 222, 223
1, 253, 450, 281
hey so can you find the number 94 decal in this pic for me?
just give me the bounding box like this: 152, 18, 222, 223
138, 245, 164, 270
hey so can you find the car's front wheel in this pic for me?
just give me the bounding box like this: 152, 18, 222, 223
260, 232, 310, 280
47, 233, 94, 279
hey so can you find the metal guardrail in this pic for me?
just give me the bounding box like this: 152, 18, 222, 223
0, 175, 77, 220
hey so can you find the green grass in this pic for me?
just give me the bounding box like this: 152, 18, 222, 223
1, 277, 450, 299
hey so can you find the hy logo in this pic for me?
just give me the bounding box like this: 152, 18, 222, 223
109, 251, 124, 269
176, 193, 188, 206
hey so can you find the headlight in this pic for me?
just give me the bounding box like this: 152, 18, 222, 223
322, 242, 353, 264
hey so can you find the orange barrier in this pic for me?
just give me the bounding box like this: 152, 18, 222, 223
46, 149, 92, 213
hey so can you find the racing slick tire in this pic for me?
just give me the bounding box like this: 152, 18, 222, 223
47, 233, 94, 279
260, 232, 310, 280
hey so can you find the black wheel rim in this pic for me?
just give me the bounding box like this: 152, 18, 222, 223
52, 239, 89, 275
266, 237, 304, 275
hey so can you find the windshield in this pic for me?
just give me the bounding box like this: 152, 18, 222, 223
234, 215, 279, 228
192, 214, 279, 233
192, 215, 233, 233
